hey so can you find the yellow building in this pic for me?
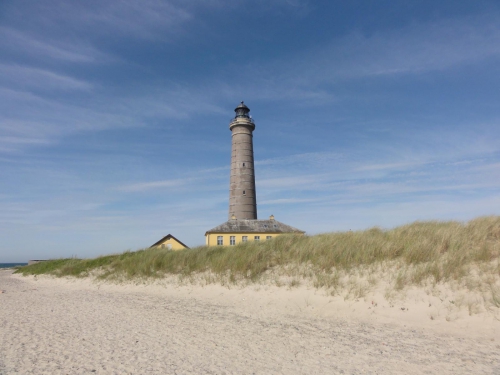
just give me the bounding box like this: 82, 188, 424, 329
150, 234, 189, 251
205, 215, 304, 246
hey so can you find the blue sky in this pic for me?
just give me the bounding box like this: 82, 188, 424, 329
1, 0, 499, 262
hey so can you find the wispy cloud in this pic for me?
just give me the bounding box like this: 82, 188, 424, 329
0, 136, 50, 153
354, 161, 426, 172
221, 13, 500, 100
0, 83, 229, 153
304, 14, 500, 80
257, 152, 344, 167
260, 197, 320, 205
0, 64, 93, 91
287, 194, 500, 234
0, 27, 113, 63
117, 178, 193, 192
258, 174, 327, 189
76, 0, 192, 39
3, 0, 194, 41
255, 149, 500, 207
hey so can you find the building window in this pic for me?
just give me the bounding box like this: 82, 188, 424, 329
161, 244, 165, 248
266, 236, 272, 240
167, 244, 172, 250
242, 236, 248, 242
217, 236, 223, 246
230, 236, 236, 246
254, 236, 260, 241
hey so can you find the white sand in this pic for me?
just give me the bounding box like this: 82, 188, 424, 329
1, 269, 499, 374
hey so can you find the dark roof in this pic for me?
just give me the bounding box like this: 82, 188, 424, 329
235, 101, 249, 110
149, 234, 189, 249
205, 219, 304, 235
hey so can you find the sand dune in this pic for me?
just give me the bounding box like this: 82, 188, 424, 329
1, 269, 499, 374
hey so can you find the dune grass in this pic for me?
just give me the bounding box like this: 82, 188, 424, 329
17, 216, 500, 288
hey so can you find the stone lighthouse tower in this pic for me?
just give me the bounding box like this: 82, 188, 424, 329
228, 101, 257, 220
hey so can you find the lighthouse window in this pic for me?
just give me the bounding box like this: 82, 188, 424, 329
242, 163, 245, 167
243, 190, 246, 195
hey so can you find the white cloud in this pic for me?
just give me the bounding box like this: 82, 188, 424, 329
117, 179, 192, 192
317, 15, 500, 79
259, 197, 321, 205
154, 14, 500, 110
354, 161, 424, 172
0, 136, 50, 153
0, 83, 229, 153
74, 0, 192, 39
258, 175, 321, 189
0, 64, 92, 91
257, 152, 344, 167
289, 194, 500, 234
3, 0, 194, 42
0, 27, 112, 63
230, 13, 500, 95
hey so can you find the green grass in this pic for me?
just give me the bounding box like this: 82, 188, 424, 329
16, 216, 500, 293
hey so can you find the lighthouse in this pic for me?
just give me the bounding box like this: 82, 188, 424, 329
228, 101, 257, 220
204, 102, 304, 247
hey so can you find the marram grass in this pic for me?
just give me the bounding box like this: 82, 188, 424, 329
16, 216, 500, 293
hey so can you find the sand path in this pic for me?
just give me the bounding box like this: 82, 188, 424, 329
1, 269, 499, 374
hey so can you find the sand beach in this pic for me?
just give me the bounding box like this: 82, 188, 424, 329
1, 268, 499, 374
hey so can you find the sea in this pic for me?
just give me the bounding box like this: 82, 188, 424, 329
0, 263, 28, 269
